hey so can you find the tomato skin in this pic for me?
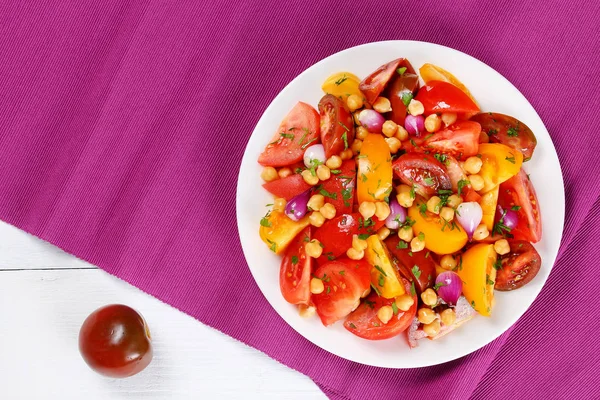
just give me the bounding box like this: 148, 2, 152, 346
313, 213, 385, 266
470, 113, 537, 160
344, 278, 417, 340
495, 240, 541, 291
321, 72, 363, 102
408, 201, 468, 255
392, 153, 452, 197
318, 94, 355, 159
262, 174, 312, 200
359, 58, 405, 104
497, 169, 542, 243
259, 210, 310, 255
312, 258, 372, 326
79, 305, 152, 378
258, 102, 320, 167
421, 121, 481, 159
419, 63, 477, 105
319, 159, 356, 214
279, 227, 313, 305
357, 134, 393, 203
456, 243, 497, 316
415, 80, 480, 117
385, 70, 419, 126
385, 236, 436, 294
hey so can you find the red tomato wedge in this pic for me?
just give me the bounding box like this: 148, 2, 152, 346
443, 155, 481, 202
415, 81, 480, 118
319, 94, 355, 158
258, 102, 320, 167
344, 277, 417, 339
392, 153, 452, 197
421, 121, 481, 159
497, 169, 542, 243
470, 113, 537, 161
385, 61, 419, 126
312, 258, 372, 326
319, 159, 356, 214
359, 58, 405, 105
262, 174, 312, 200
494, 240, 541, 291
279, 227, 312, 305
313, 213, 385, 266
385, 236, 436, 294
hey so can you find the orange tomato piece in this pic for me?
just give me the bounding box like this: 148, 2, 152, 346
356, 134, 393, 203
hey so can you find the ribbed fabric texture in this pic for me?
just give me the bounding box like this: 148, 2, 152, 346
0, 1, 598, 399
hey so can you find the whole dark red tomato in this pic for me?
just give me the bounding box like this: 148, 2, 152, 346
79, 304, 153, 378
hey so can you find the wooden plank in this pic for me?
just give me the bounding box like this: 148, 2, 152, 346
0, 268, 325, 399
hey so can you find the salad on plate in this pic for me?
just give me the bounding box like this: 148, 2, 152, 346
256, 58, 542, 346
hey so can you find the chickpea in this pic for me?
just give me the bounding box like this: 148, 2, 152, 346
440, 308, 456, 326
469, 174, 485, 191
494, 239, 510, 255
340, 149, 353, 160
382, 120, 398, 137
316, 165, 331, 181
410, 236, 425, 252
356, 126, 369, 140
377, 226, 391, 241
422, 319, 441, 337
395, 125, 409, 141
358, 202, 376, 219
377, 305, 394, 324
301, 169, 319, 185
447, 194, 462, 208
273, 198, 286, 212
420, 288, 438, 307
305, 240, 323, 258
373, 97, 392, 113
346, 94, 363, 112
424, 114, 442, 132
278, 167, 292, 178
351, 139, 363, 155
385, 137, 402, 153
347, 247, 364, 260
417, 307, 436, 325
440, 206, 455, 222
441, 112, 457, 126
426, 196, 442, 214
352, 234, 368, 251
308, 211, 325, 227
307, 194, 325, 211
325, 155, 342, 169
398, 227, 413, 242
319, 203, 337, 220
407, 99, 424, 116
375, 202, 391, 220
395, 294, 414, 312
261, 166, 279, 182
440, 254, 457, 270
464, 156, 483, 174
473, 223, 490, 241
310, 277, 324, 294
298, 304, 316, 318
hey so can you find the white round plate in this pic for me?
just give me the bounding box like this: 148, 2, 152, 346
236, 41, 564, 368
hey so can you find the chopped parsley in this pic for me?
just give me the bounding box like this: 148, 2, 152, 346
348, 322, 357, 329
488, 128, 498, 135
358, 233, 370, 240
401, 92, 413, 107
434, 153, 449, 165
361, 173, 368, 182
319, 187, 338, 199
280, 132, 295, 139
471, 300, 476, 308
291, 255, 298, 265
409, 185, 416, 199
341, 131, 348, 150
260, 210, 272, 227
511, 205, 521, 211
423, 176, 434, 186
486, 275, 495, 286
411, 265, 421, 279
493, 259, 502, 270
433, 281, 446, 290
339, 270, 345, 275
364, 299, 376, 309
374, 265, 388, 277
391, 302, 399, 315
396, 240, 408, 249
505, 153, 516, 164
301, 137, 317, 150
267, 239, 277, 253
418, 232, 425, 241
334, 74, 348, 85
410, 282, 416, 296
397, 67, 407, 75
419, 203, 427, 217
341, 186, 353, 207
507, 126, 519, 137
378, 274, 385, 287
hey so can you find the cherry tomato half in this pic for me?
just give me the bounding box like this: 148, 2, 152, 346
495, 240, 541, 291
280, 227, 312, 305
385, 235, 436, 294
79, 304, 152, 378
312, 258, 372, 326
497, 169, 542, 243
258, 102, 320, 167
359, 58, 406, 105
470, 113, 537, 161
318, 94, 355, 159
344, 277, 417, 340
392, 153, 451, 197
415, 80, 480, 118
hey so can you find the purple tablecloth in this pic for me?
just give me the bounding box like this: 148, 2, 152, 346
1, 1, 599, 398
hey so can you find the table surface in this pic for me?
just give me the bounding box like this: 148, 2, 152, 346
0, 221, 326, 399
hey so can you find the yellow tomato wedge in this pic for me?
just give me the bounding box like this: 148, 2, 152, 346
457, 243, 497, 316
357, 134, 393, 203
478, 143, 523, 192
259, 211, 310, 255
480, 186, 499, 231
419, 63, 478, 106
408, 201, 468, 255
365, 235, 405, 298
321, 72, 363, 102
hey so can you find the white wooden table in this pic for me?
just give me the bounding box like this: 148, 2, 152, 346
0, 221, 326, 399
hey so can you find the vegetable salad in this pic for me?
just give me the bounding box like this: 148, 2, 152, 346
257, 58, 542, 345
